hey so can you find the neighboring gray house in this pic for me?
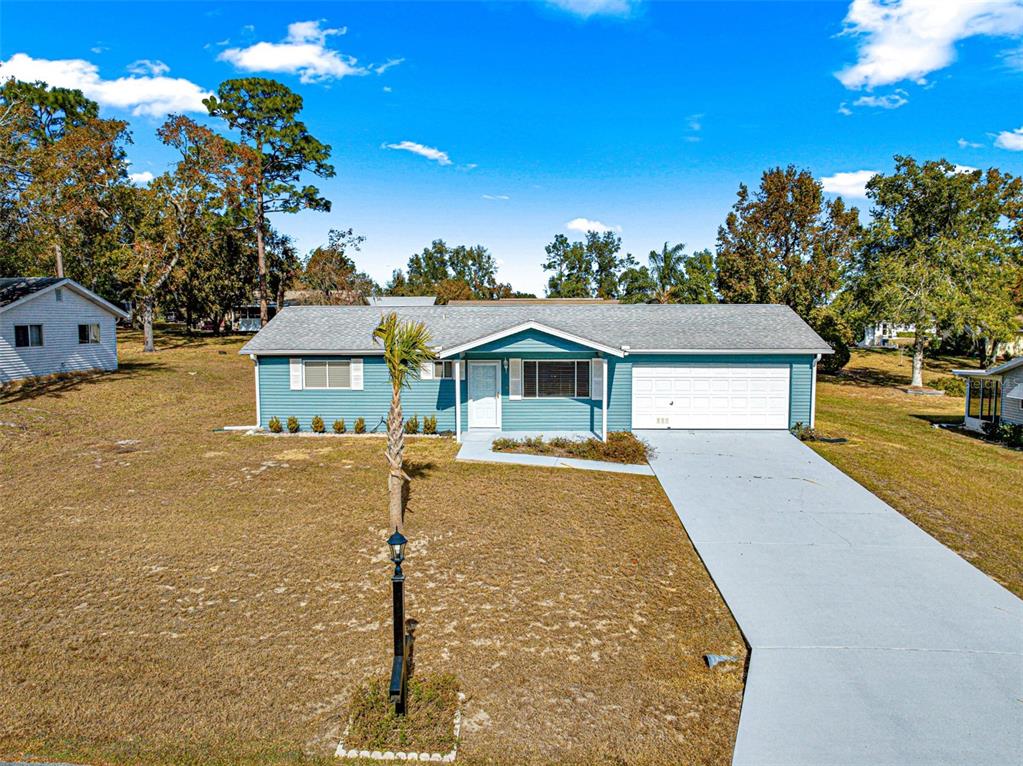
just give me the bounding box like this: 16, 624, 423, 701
952, 356, 1023, 432
367, 296, 437, 307
0, 277, 129, 384
239, 303, 832, 441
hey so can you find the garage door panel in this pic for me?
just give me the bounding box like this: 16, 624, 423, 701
632, 364, 790, 429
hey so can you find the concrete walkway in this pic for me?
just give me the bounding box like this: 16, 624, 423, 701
455, 430, 655, 475
643, 430, 1022, 766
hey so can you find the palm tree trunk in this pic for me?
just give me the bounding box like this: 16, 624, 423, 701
386, 384, 407, 533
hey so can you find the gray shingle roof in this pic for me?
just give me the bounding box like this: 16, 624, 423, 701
240, 303, 833, 355
0, 277, 63, 308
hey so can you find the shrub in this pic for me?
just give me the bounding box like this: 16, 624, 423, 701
311, 415, 325, 433
791, 422, 817, 441
996, 422, 1023, 449
490, 431, 649, 464
932, 376, 966, 397
404, 414, 420, 434
268, 416, 282, 433
333, 418, 346, 434
423, 415, 437, 435
354, 417, 366, 434
287, 416, 300, 434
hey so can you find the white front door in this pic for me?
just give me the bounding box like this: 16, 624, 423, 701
632, 364, 790, 429
468, 361, 501, 429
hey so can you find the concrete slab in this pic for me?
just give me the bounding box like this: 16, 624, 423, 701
643, 430, 1023, 766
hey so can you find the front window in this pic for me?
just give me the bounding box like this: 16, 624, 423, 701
433, 360, 455, 379
303, 360, 351, 389
78, 323, 101, 344
523, 360, 591, 398
14, 324, 43, 348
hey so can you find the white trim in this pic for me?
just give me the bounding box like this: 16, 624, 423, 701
601, 357, 608, 442
350, 358, 364, 390
467, 360, 501, 430
509, 358, 522, 399
810, 354, 819, 429
420, 360, 434, 380
590, 358, 604, 402
625, 348, 833, 355
252, 355, 261, 426
239, 349, 384, 356
454, 359, 462, 442
0, 278, 129, 320
289, 357, 303, 390
436, 321, 625, 359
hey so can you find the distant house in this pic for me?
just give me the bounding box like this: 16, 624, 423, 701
367, 296, 437, 307
952, 357, 1023, 432
239, 303, 832, 441
0, 277, 129, 384
859, 322, 917, 349
447, 298, 618, 305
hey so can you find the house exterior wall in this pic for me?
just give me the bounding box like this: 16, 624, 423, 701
1001, 367, 1023, 426
255, 349, 818, 433
0, 288, 119, 383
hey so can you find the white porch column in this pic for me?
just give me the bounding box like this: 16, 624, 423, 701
601, 357, 608, 442
454, 358, 462, 443
251, 354, 261, 427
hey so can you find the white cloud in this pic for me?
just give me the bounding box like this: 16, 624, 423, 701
565, 217, 620, 233
382, 86, 393, 93
994, 126, 1023, 150
852, 88, 908, 109
374, 58, 404, 75
546, 0, 640, 18
128, 171, 154, 185
383, 140, 452, 165
954, 164, 979, 173
958, 137, 983, 148
820, 170, 879, 198
836, 0, 1023, 89
127, 59, 169, 77
482, 194, 510, 200
219, 20, 367, 83
0, 53, 211, 116
837, 102, 853, 116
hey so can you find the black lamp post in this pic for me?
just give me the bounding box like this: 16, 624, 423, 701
387, 529, 410, 715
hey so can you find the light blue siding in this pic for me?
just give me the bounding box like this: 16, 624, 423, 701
254, 350, 817, 433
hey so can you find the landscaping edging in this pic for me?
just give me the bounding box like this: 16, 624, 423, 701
334, 692, 465, 762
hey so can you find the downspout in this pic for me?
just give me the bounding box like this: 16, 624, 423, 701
810, 354, 820, 429
251, 354, 261, 427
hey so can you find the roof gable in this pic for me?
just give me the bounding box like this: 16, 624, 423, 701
0, 277, 129, 319
438, 322, 625, 358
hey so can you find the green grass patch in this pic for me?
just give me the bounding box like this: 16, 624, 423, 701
491, 431, 651, 464
343, 674, 460, 754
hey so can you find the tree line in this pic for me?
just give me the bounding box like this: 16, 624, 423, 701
2, 76, 1020, 378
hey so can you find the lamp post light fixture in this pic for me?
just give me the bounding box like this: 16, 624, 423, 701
387, 529, 412, 716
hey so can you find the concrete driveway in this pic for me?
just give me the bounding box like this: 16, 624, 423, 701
644, 430, 1022, 766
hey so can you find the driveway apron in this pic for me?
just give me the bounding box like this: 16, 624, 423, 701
643, 430, 1022, 766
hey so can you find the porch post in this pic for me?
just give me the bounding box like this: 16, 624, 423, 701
454, 358, 462, 443
810, 354, 820, 429
601, 357, 608, 442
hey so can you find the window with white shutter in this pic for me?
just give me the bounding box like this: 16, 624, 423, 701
350, 358, 364, 390
289, 358, 303, 390
590, 359, 604, 401
509, 358, 522, 399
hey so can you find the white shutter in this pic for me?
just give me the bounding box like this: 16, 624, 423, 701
421, 361, 434, 380
459, 360, 466, 380
591, 358, 604, 401
509, 358, 522, 399
289, 358, 303, 390
350, 358, 364, 390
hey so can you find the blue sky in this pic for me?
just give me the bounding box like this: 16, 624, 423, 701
2, 0, 1023, 295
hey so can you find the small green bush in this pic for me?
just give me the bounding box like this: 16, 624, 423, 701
311, 415, 325, 433
995, 422, 1023, 449
404, 414, 420, 434
423, 415, 437, 435
354, 417, 366, 434
933, 376, 966, 397
268, 416, 282, 433
333, 418, 346, 434
490, 432, 649, 464
287, 416, 300, 434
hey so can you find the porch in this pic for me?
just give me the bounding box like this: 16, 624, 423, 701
954, 371, 1002, 432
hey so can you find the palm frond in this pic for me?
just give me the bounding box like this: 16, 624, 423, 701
372, 311, 435, 390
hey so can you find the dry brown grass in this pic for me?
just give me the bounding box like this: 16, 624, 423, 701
491, 431, 650, 464
812, 349, 1023, 596
0, 328, 745, 766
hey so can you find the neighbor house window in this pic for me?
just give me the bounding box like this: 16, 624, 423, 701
303, 360, 351, 389
14, 324, 43, 348
434, 360, 455, 379
522, 360, 591, 398
78, 323, 100, 344
54, 288, 63, 302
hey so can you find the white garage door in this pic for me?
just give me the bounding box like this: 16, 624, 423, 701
632, 364, 790, 429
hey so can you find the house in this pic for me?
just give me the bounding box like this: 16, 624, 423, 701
367, 296, 437, 307
447, 298, 618, 305
0, 277, 129, 384
859, 322, 917, 349
952, 357, 1023, 432
239, 303, 832, 441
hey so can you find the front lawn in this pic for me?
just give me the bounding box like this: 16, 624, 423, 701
812, 349, 1023, 597
0, 329, 745, 766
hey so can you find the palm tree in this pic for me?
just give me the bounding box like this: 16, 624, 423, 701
373, 311, 434, 534
648, 241, 687, 303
